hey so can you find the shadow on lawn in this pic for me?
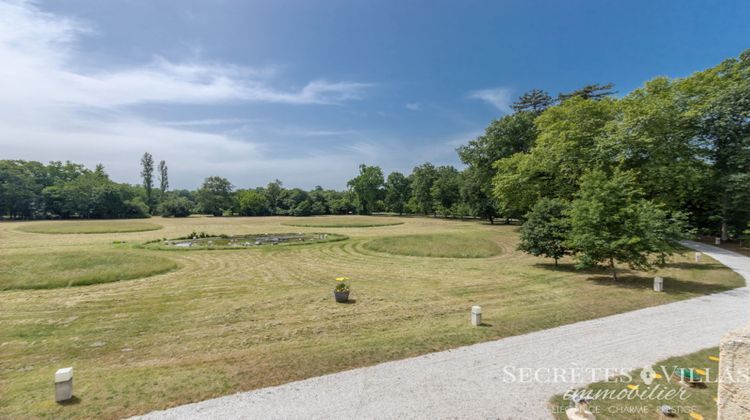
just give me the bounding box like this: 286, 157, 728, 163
664, 262, 721, 271
535, 262, 736, 295
534, 262, 608, 275
58, 396, 82, 406
588, 275, 735, 295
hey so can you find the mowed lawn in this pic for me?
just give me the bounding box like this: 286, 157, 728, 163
0, 216, 743, 418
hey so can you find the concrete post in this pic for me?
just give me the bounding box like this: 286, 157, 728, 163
653, 277, 664, 292
715, 237, 722, 245
54, 367, 73, 403
695, 252, 702, 263
471, 306, 482, 326
718, 326, 750, 418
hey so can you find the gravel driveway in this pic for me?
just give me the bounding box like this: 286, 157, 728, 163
137, 241, 749, 419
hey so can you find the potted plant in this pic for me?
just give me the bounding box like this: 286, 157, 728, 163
334, 277, 350, 302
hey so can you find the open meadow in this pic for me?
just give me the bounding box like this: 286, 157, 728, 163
0, 216, 744, 418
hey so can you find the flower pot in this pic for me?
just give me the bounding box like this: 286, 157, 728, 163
334, 290, 349, 303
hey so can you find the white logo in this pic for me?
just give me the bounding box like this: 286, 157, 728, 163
640, 366, 657, 386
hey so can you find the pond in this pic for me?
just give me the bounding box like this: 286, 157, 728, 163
153, 232, 343, 250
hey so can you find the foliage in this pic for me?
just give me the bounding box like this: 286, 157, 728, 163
347, 164, 384, 214
140, 152, 154, 212
566, 170, 686, 279
518, 198, 571, 266
558, 82, 616, 101
512, 89, 553, 113
158, 160, 169, 196
234, 189, 268, 216
197, 176, 234, 216
158, 196, 193, 217
334, 276, 350, 292
458, 111, 537, 222
409, 162, 438, 215
431, 165, 462, 217
384, 172, 411, 214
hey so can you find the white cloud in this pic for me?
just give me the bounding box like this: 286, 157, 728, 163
468, 87, 514, 113
0, 0, 373, 188
405, 102, 421, 111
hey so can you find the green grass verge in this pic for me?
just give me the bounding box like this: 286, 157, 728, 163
550, 347, 720, 419
17, 221, 162, 234
0, 250, 178, 290
364, 232, 503, 258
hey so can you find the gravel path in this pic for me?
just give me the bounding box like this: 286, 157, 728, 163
138, 241, 749, 420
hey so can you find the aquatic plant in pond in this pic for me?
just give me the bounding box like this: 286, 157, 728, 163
149, 232, 345, 250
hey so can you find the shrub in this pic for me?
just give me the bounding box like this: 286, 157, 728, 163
159, 197, 193, 217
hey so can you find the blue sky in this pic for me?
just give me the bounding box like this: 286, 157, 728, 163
2, 0, 749, 189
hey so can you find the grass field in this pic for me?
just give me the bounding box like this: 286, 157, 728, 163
0, 251, 177, 290
0, 216, 743, 418
364, 232, 503, 257
17, 220, 162, 234
550, 347, 720, 419
281, 215, 403, 228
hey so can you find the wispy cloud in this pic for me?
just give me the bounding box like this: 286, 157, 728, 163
0, 0, 374, 188
160, 118, 255, 127
468, 87, 513, 113
405, 102, 421, 111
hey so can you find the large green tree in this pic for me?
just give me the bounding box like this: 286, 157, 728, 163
384, 172, 411, 215
431, 165, 462, 217
567, 170, 686, 280
409, 163, 438, 215
493, 96, 618, 218
197, 176, 233, 216
457, 111, 538, 222
158, 160, 169, 196
518, 198, 570, 266
140, 152, 155, 213
512, 89, 553, 114
347, 164, 384, 214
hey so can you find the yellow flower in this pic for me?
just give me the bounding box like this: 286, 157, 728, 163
336, 277, 350, 282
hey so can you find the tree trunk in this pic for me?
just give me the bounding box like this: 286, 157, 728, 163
554, 257, 558, 267
609, 257, 618, 280
489, 216, 494, 225
721, 192, 730, 241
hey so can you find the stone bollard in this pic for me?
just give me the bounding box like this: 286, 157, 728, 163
695, 252, 702, 263
716, 237, 722, 245
471, 306, 482, 326
654, 277, 664, 292
55, 367, 73, 403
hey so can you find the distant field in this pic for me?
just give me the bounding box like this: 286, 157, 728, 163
0, 215, 743, 418
282, 216, 403, 228
17, 220, 162, 234
364, 232, 503, 258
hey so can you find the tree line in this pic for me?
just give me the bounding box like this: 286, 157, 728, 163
1, 51, 748, 260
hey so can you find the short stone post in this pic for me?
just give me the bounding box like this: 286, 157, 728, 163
471, 306, 482, 326
54, 367, 73, 403
695, 252, 702, 263
716, 237, 722, 245
654, 277, 664, 292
